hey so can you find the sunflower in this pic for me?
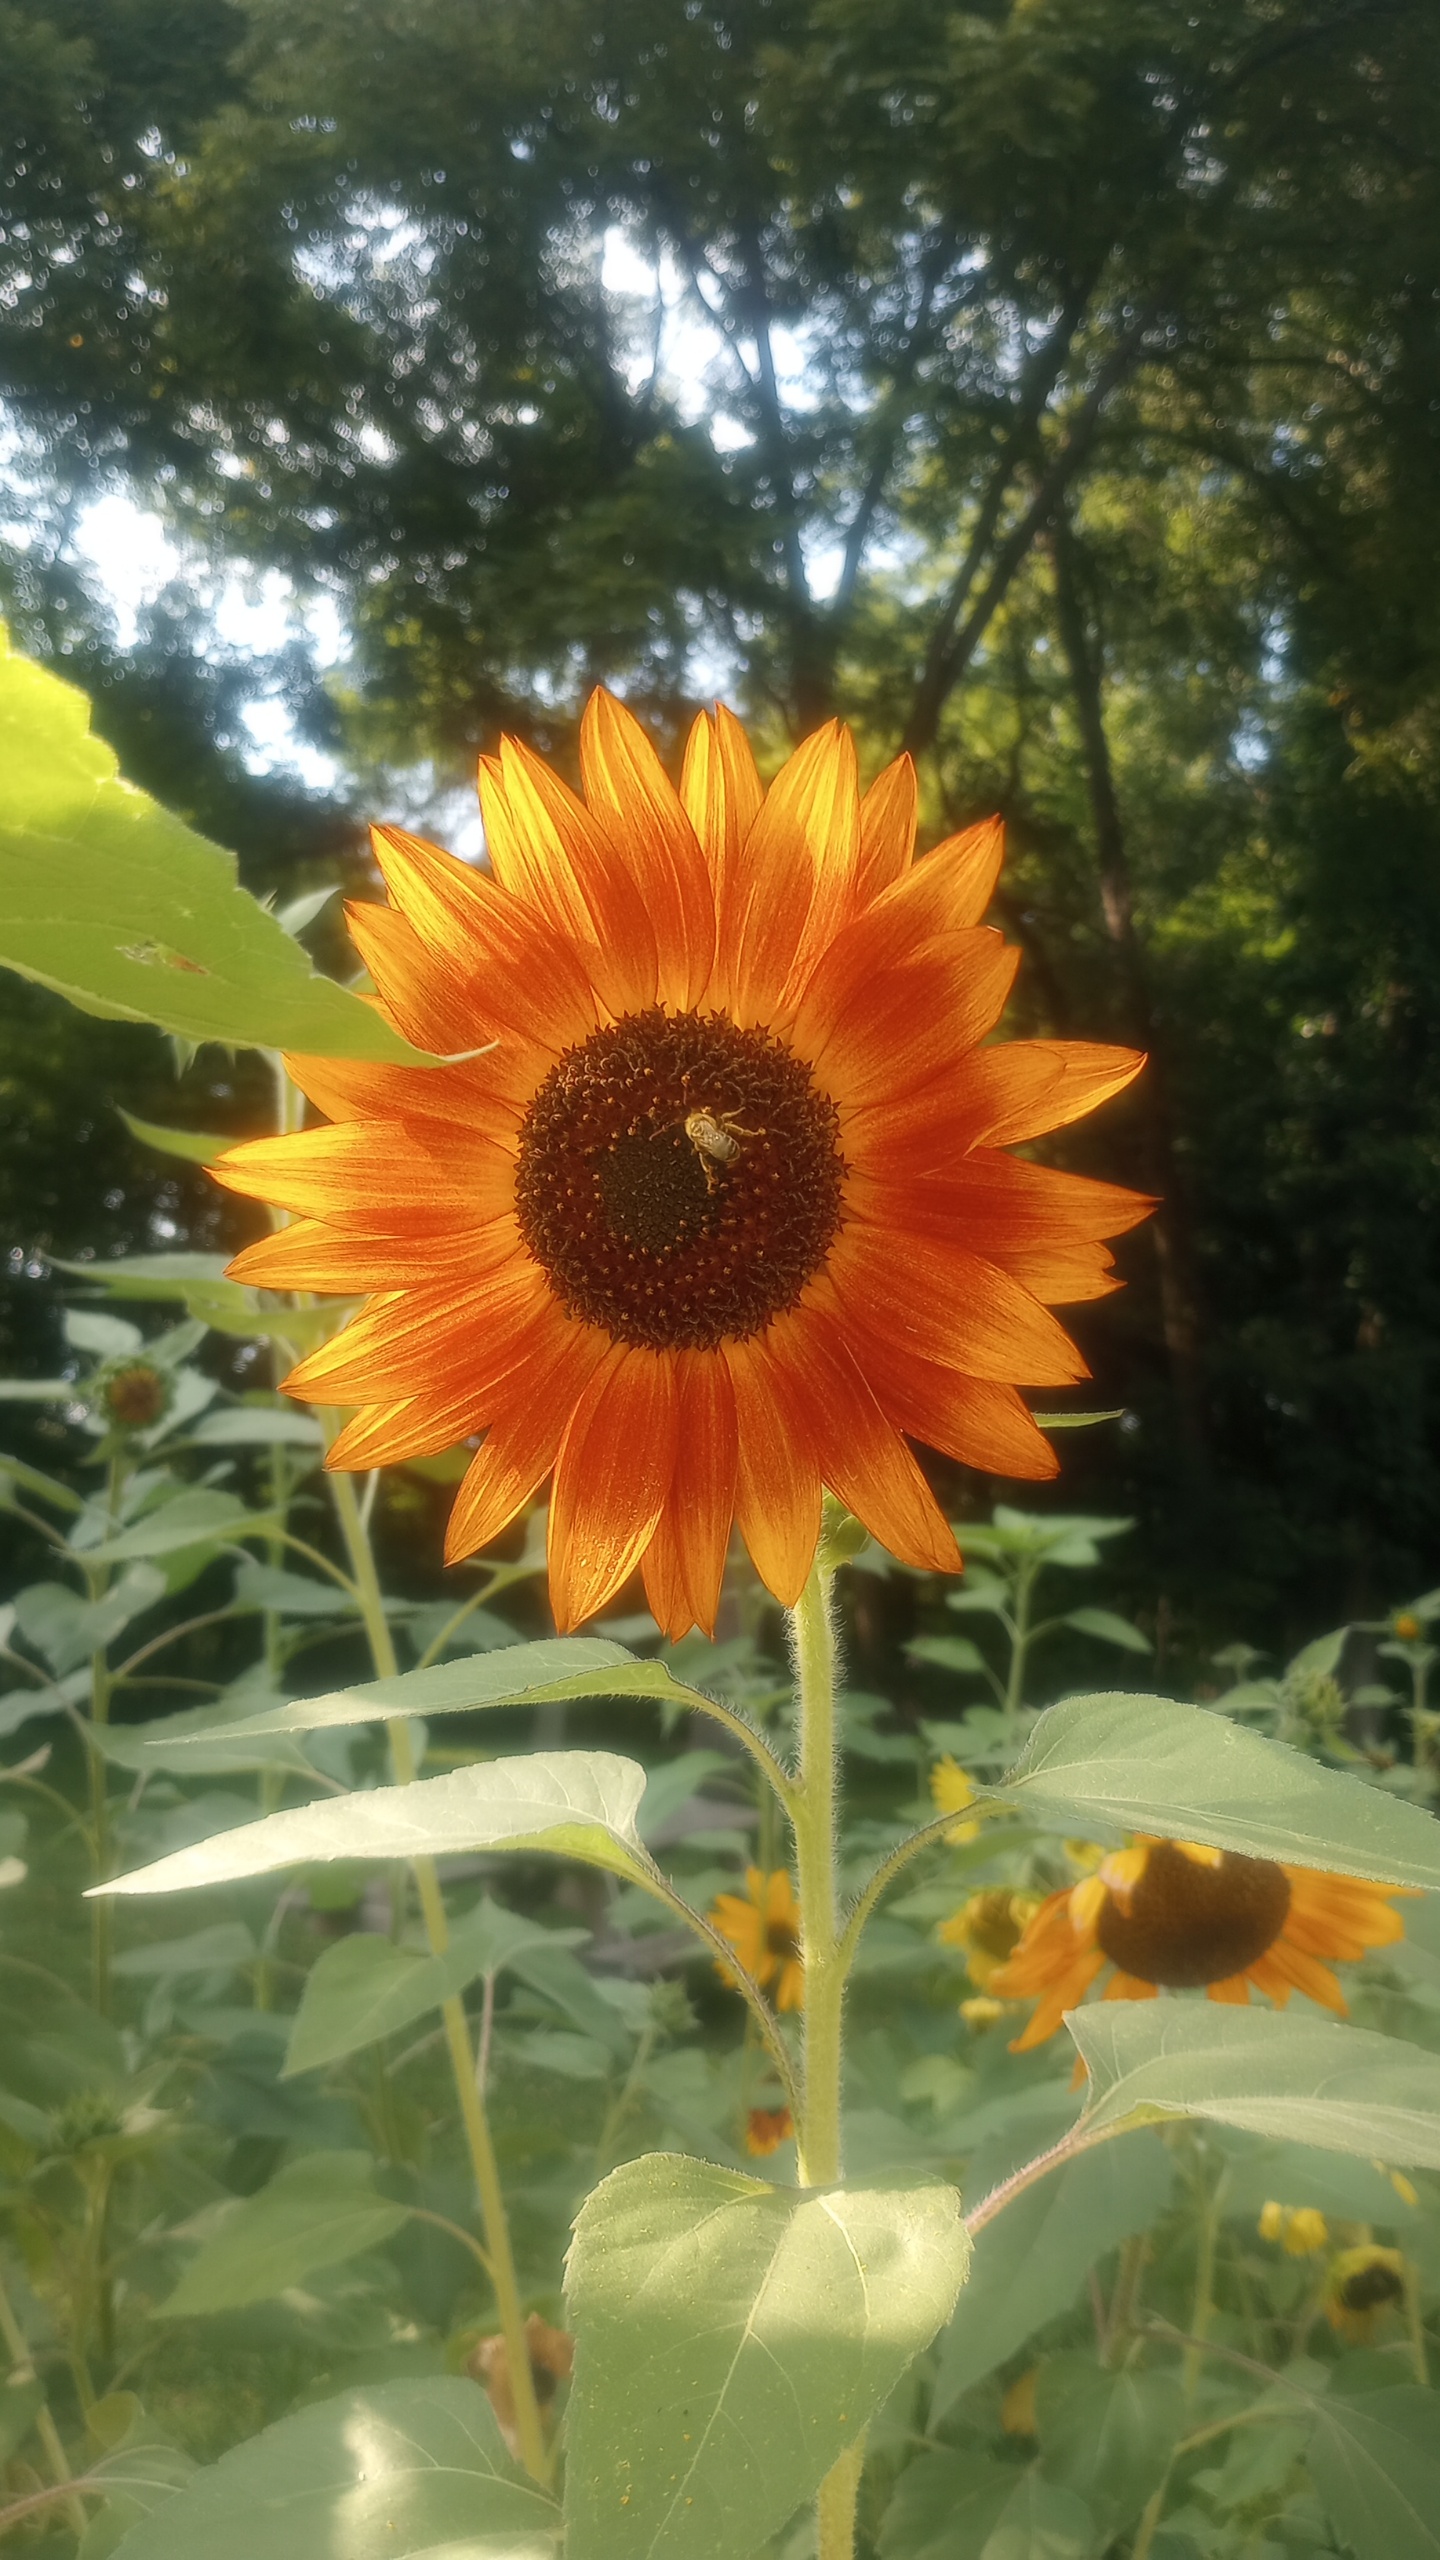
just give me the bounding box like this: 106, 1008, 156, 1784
1258, 2202, 1329, 2258
938, 1887, 1041, 1989
745, 2105, 796, 2157
212, 693, 1148, 1633
988, 1836, 1407, 2050
710, 1867, 805, 2012
1324, 2246, 1408, 2342
929, 1756, 981, 1844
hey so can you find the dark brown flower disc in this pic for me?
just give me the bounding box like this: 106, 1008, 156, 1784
1096, 1841, 1292, 1987
101, 1364, 168, 1428
1339, 2259, 1405, 2313
515, 1007, 845, 1350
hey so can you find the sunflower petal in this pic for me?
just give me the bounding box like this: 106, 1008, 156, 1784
578, 691, 714, 1007
856, 754, 919, 901
548, 1345, 680, 1629
725, 1335, 822, 1606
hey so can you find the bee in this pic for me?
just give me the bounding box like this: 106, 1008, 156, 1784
683, 1108, 759, 1189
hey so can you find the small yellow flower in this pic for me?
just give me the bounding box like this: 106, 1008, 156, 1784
1000, 2367, 1039, 2436
745, 2106, 795, 2157
709, 1868, 804, 2011
959, 1995, 1008, 2029
1324, 2245, 1407, 2341
1258, 2202, 1329, 2257
930, 1757, 980, 1844
938, 1888, 1041, 1989
1393, 1612, 1423, 1642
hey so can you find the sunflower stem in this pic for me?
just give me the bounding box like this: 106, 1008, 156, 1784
325, 1451, 549, 2485
789, 1554, 859, 2560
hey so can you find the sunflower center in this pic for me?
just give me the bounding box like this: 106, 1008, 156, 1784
767, 1917, 801, 1964
1339, 2260, 1405, 2313
1096, 1841, 1291, 1988
514, 1007, 846, 1352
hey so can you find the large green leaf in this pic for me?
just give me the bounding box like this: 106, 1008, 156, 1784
283, 1900, 587, 2076
0, 625, 428, 1060
157, 2151, 409, 2315
563, 2152, 971, 2560
990, 1691, 1440, 1884
1304, 2388, 1440, 2560
91, 1700, 316, 1778
1069, 2001, 1440, 2166
95, 1752, 654, 1897
1035, 2355, 1183, 2537
72, 1489, 280, 1567
931, 2135, 1174, 2418
880, 2455, 1092, 2560
184, 1637, 738, 1742
105, 2378, 559, 2560
53, 1254, 346, 1347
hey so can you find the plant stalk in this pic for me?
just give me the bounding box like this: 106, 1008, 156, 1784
0, 2257, 85, 2534
789, 1558, 859, 2559
325, 1454, 548, 2483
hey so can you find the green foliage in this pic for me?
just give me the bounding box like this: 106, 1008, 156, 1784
157, 2152, 410, 2316
1069, 2002, 1440, 2166
0, 626, 425, 1060
564, 2156, 970, 2560
101, 2380, 559, 2559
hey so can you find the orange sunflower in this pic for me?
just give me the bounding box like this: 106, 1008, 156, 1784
990, 1836, 1407, 2050
709, 1867, 806, 2011
211, 693, 1149, 1632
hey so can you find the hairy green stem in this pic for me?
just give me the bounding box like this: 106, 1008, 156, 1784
84, 1452, 128, 2013
789, 1558, 857, 2560
325, 1454, 548, 2483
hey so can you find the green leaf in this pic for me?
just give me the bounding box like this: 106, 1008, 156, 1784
1305, 2388, 1440, 2560
95, 1752, 654, 1897
563, 2152, 971, 2560
90, 1699, 317, 1777
930, 2135, 1175, 2418
182, 1407, 325, 1450
1069, 2001, 1440, 2166
982, 2472, 1094, 2560
13, 1567, 164, 1675
1035, 2355, 1183, 2536
0, 623, 430, 1061
103, 2378, 558, 2559
990, 1691, 1440, 1884
50, 1255, 349, 1348
72, 1489, 280, 1567
65, 1308, 144, 1356
284, 1899, 586, 2076
183, 1638, 730, 1742
1060, 1607, 1151, 1655
0, 1453, 84, 1516
111, 1923, 256, 1980
908, 1635, 989, 1676
879, 2454, 1018, 2560
0, 2377, 43, 2464
117, 1109, 230, 1165
156, 2150, 410, 2315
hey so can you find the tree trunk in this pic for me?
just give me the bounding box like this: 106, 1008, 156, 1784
1049, 510, 1210, 1459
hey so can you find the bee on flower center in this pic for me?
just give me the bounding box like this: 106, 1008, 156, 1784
683, 1107, 759, 1184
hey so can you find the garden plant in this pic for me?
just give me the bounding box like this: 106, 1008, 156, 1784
0, 629, 1439, 2560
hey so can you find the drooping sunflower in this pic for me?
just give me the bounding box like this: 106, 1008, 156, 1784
212, 693, 1149, 1632
709, 1867, 805, 2012
937, 1886, 1041, 1989
989, 1836, 1407, 2049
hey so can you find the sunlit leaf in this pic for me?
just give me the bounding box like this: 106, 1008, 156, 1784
91, 1700, 317, 1778
564, 2152, 971, 2560
51, 1255, 347, 1348
181, 1407, 325, 1449
95, 1752, 654, 1897
185, 1638, 733, 1741
0, 623, 429, 1060
103, 2378, 558, 2559
1059, 1607, 1151, 1654
284, 1900, 586, 2076
990, 1691, 1440, 1884
156, 2151, 409, 2314
1069, 2001, 1440, 2166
